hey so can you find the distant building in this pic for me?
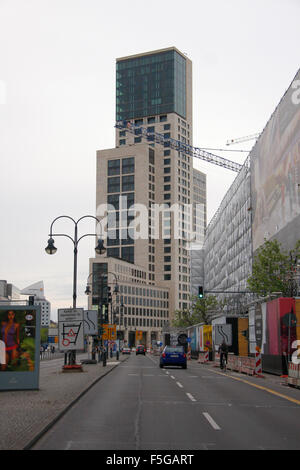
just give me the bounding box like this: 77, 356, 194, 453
20, 281, 51, 327
0, 280, 21, 302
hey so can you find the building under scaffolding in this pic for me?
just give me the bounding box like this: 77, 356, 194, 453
203, 156, 253, 315
201, 67, 300, 317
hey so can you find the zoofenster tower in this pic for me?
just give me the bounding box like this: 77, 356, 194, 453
97, 47, 195, 320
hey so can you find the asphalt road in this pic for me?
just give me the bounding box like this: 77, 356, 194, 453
31, 353, 300, 450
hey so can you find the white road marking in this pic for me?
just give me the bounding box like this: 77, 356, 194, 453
170, 375, 175, 380
128, 374, 138, 376
186, 393, 196, 402
203, 412, 221, 430
176, 382, 183, 388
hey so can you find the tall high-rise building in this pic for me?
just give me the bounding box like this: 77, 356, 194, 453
89, 47, 206, 345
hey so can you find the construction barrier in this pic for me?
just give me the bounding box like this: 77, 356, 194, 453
227, 355, 255, 376
288, 362, 300, 388
255, 349, 263, 376
197, 351, 209, 363
213, 353, 258, 376
187, 348, 191, 361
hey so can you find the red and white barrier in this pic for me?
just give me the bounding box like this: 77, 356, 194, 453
288, 361, 300, 388
253, 347, 265, 378
198, 351, 209, 363
255, 349, 263, 376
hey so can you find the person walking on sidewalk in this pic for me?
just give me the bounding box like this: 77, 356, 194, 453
218, 340, 228, 370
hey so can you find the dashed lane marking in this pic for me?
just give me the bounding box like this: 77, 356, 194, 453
186, 393, 196, 402
203, 412, 221, 431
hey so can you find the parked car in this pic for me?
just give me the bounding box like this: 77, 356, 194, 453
159, 345, 187, 369
136, 345, 146, 355
122, 347, 131, 355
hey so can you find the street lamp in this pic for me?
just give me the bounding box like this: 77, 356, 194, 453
45, 215, 106, 366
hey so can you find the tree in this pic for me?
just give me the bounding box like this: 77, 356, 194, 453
173, 295, 219, 327
247, 238, 298, 297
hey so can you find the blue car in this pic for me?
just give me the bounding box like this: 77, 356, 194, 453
159, 346, 187, 369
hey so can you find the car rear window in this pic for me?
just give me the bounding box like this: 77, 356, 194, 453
165, 346, 184, 353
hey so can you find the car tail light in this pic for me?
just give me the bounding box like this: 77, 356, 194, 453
162, 353, 166, 358
183, 354, 186, 358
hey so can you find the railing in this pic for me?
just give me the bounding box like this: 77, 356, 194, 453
40, 350, 64, 361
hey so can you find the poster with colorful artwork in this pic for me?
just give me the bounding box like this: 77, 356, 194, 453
0, 306, 41, 390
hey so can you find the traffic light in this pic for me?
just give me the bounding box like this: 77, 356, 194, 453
102, 304, 109, 323
107, 286, 112, 303
198, 286, 204, 299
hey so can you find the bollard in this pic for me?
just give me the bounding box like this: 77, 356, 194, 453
116, 350, 119, 361
103, 351, 107, 367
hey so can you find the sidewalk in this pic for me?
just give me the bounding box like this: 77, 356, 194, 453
0, 353, 129, 450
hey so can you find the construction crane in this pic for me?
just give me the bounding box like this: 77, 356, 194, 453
116, 121, 243, 173
226, 133, 260, 146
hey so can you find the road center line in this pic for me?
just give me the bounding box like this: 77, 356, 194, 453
176, 382, 183, 388
186, 393, 196, 402
203, 412, 221, 430
170, 375, 175, 380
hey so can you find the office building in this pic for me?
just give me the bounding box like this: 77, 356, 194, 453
90, 48, 206, 345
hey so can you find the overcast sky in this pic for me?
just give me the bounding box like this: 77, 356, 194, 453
0, 0, 299, 321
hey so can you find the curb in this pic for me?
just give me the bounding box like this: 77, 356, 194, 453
23, 357, 129, 450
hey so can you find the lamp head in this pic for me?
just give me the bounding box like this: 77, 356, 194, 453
45, 237, 57, 255
113, 284, 119, 294
95, 238, 106, 255
85, 285, 91, 295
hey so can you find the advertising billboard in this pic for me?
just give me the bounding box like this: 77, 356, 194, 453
251, 69, 300, 252
0, 305, 41, 390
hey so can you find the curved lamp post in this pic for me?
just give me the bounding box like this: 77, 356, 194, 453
45, 215, 106, 367
45, 215, 106, 309
85, 271, 119, 299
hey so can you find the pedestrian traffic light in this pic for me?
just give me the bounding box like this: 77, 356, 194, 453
198, 286, 204, 299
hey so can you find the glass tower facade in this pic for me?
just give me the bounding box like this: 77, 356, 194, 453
116, 50, 186, 121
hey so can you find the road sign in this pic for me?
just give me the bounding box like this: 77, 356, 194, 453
214, 324, 232, 346
178, 333, 188, 345
102, 324, 117, 341
136, 330, 143, 342
83, 310, 98, 336
58, 308, 84, 352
